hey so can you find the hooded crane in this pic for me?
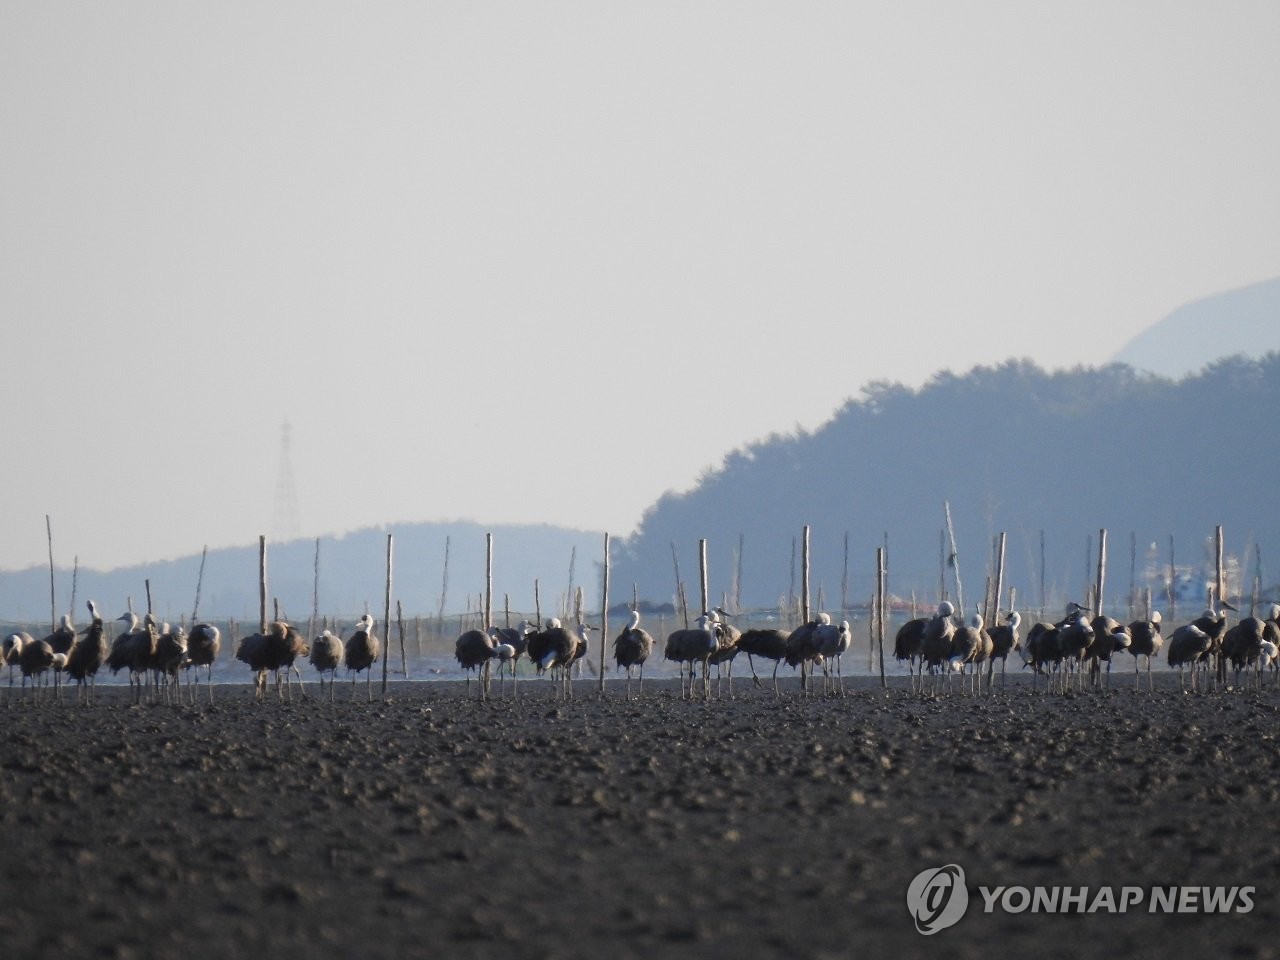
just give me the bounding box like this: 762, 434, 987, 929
236, 620, 308, 700
813, 617, 853, 697
1191, 591, 1234, 689
1087, 614, 1127, 691
706, 610, 743, 699
186, 622, 221, 704
39, 613, 78, 703
1057, 605, 1095, 693
309, 630, 345, 702
894, 617, 929, 692
533, 619, 593, 700
344, 615, 381, 702
985, 611, 1021, 689
488, 620, 533, 694
109, 612, 157, 704
665, 614, 719, 700
18, 633, 55, 703
613, 610, 655, 697
1167, 622, 1212, 693
455, 627, 496, 700
3, 631, 29, 696
1222, 616, 1270, 691
1126, 611, 1163, 692
65, 600, 109, 705
784, 614, 828, 697
735, 627, 790, 695
947, 607, 987, 695
154, 624, 189, 704
921, 602, 957, 694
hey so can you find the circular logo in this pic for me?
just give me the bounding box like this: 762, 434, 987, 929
906, 864, 969, 935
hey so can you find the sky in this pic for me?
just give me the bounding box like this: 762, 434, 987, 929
3, 1, 1279, 573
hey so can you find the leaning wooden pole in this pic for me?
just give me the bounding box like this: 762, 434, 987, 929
801, 525, 811, 623
46, 514, 56, 633
69, 556, 79, 622
380, 533, 393, 695
599, 532, 610, 694
192, 545, 209, 623
258, 535, 268, 634
944, 501, 964, 615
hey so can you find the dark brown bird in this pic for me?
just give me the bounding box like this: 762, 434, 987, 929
109, 612, 157, 703
736, 627, 790, 694
984, 610, 1021, 689
186, 623, 221, 704
65, 600, 109, 704
455, 627, 495, 699
343, 615, 381, 701
612, 610, 655, 697
665, 613, 719, 699
309, 629, 345, 702
1125, 611, 1162, 692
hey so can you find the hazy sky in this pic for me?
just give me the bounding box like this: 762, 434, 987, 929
3, 2, 1278, 573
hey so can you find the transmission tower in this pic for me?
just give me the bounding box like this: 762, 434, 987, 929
272, 420, 302, 543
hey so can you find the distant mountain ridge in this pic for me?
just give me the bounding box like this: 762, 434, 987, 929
1113, 276, 1280, 378
0, 521, 603, 625
612, 356, 1280, 614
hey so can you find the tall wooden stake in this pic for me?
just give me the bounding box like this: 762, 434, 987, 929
1095, 528, 1107, 617
989, 532, 1007, 626
46, 514, 56, 633
380, 533, 393, 695
484, 533, 493, 630
801, 526, 811, 623
397, 599, 407, 679
258, 535, 268, 634
876, 546, 887, 687
192, 545, 209, 623
1215, 525, 1225, 608
599, 532, 610, 694
944, 501, 964, 614
309, 538, 320, 641
698, 539, 709, 615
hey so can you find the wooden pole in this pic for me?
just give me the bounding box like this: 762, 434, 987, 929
671, 541, 687, 628
380, 533, 393, 695
309, 538, 320, 642
534, 578, 542, 628
1128, 531, 1137, 621
799, 526, 811, 623
484, 533, 493, 630
145, 579, 154, 617
397, 599, 407, 679
258, 535, 268, 634
192, 545, 209, 623
736, 532, 744, 613
437, 536, 451, 631
1168, 535, 1177, 623
989, 532, 1006, 626
841, 532, 850, 613
46, 515, 56, 633
1095, 528, 1107, 618
69, 556, 78, 622
599, 532, 610, 694
944, 501, 964, 614
876, 546, 887, 688
698, 539, 709, 615
1215, 525, 1225, 609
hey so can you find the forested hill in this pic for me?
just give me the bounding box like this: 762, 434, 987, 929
612, 355, 1280, 614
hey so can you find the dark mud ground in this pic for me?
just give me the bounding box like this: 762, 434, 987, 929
2, 670, 1278, 960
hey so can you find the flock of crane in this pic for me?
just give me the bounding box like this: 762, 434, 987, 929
4, 592, 1279, 705
893, 592, 1280, 695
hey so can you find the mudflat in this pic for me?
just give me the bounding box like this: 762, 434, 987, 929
1, 673, 1275, 959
